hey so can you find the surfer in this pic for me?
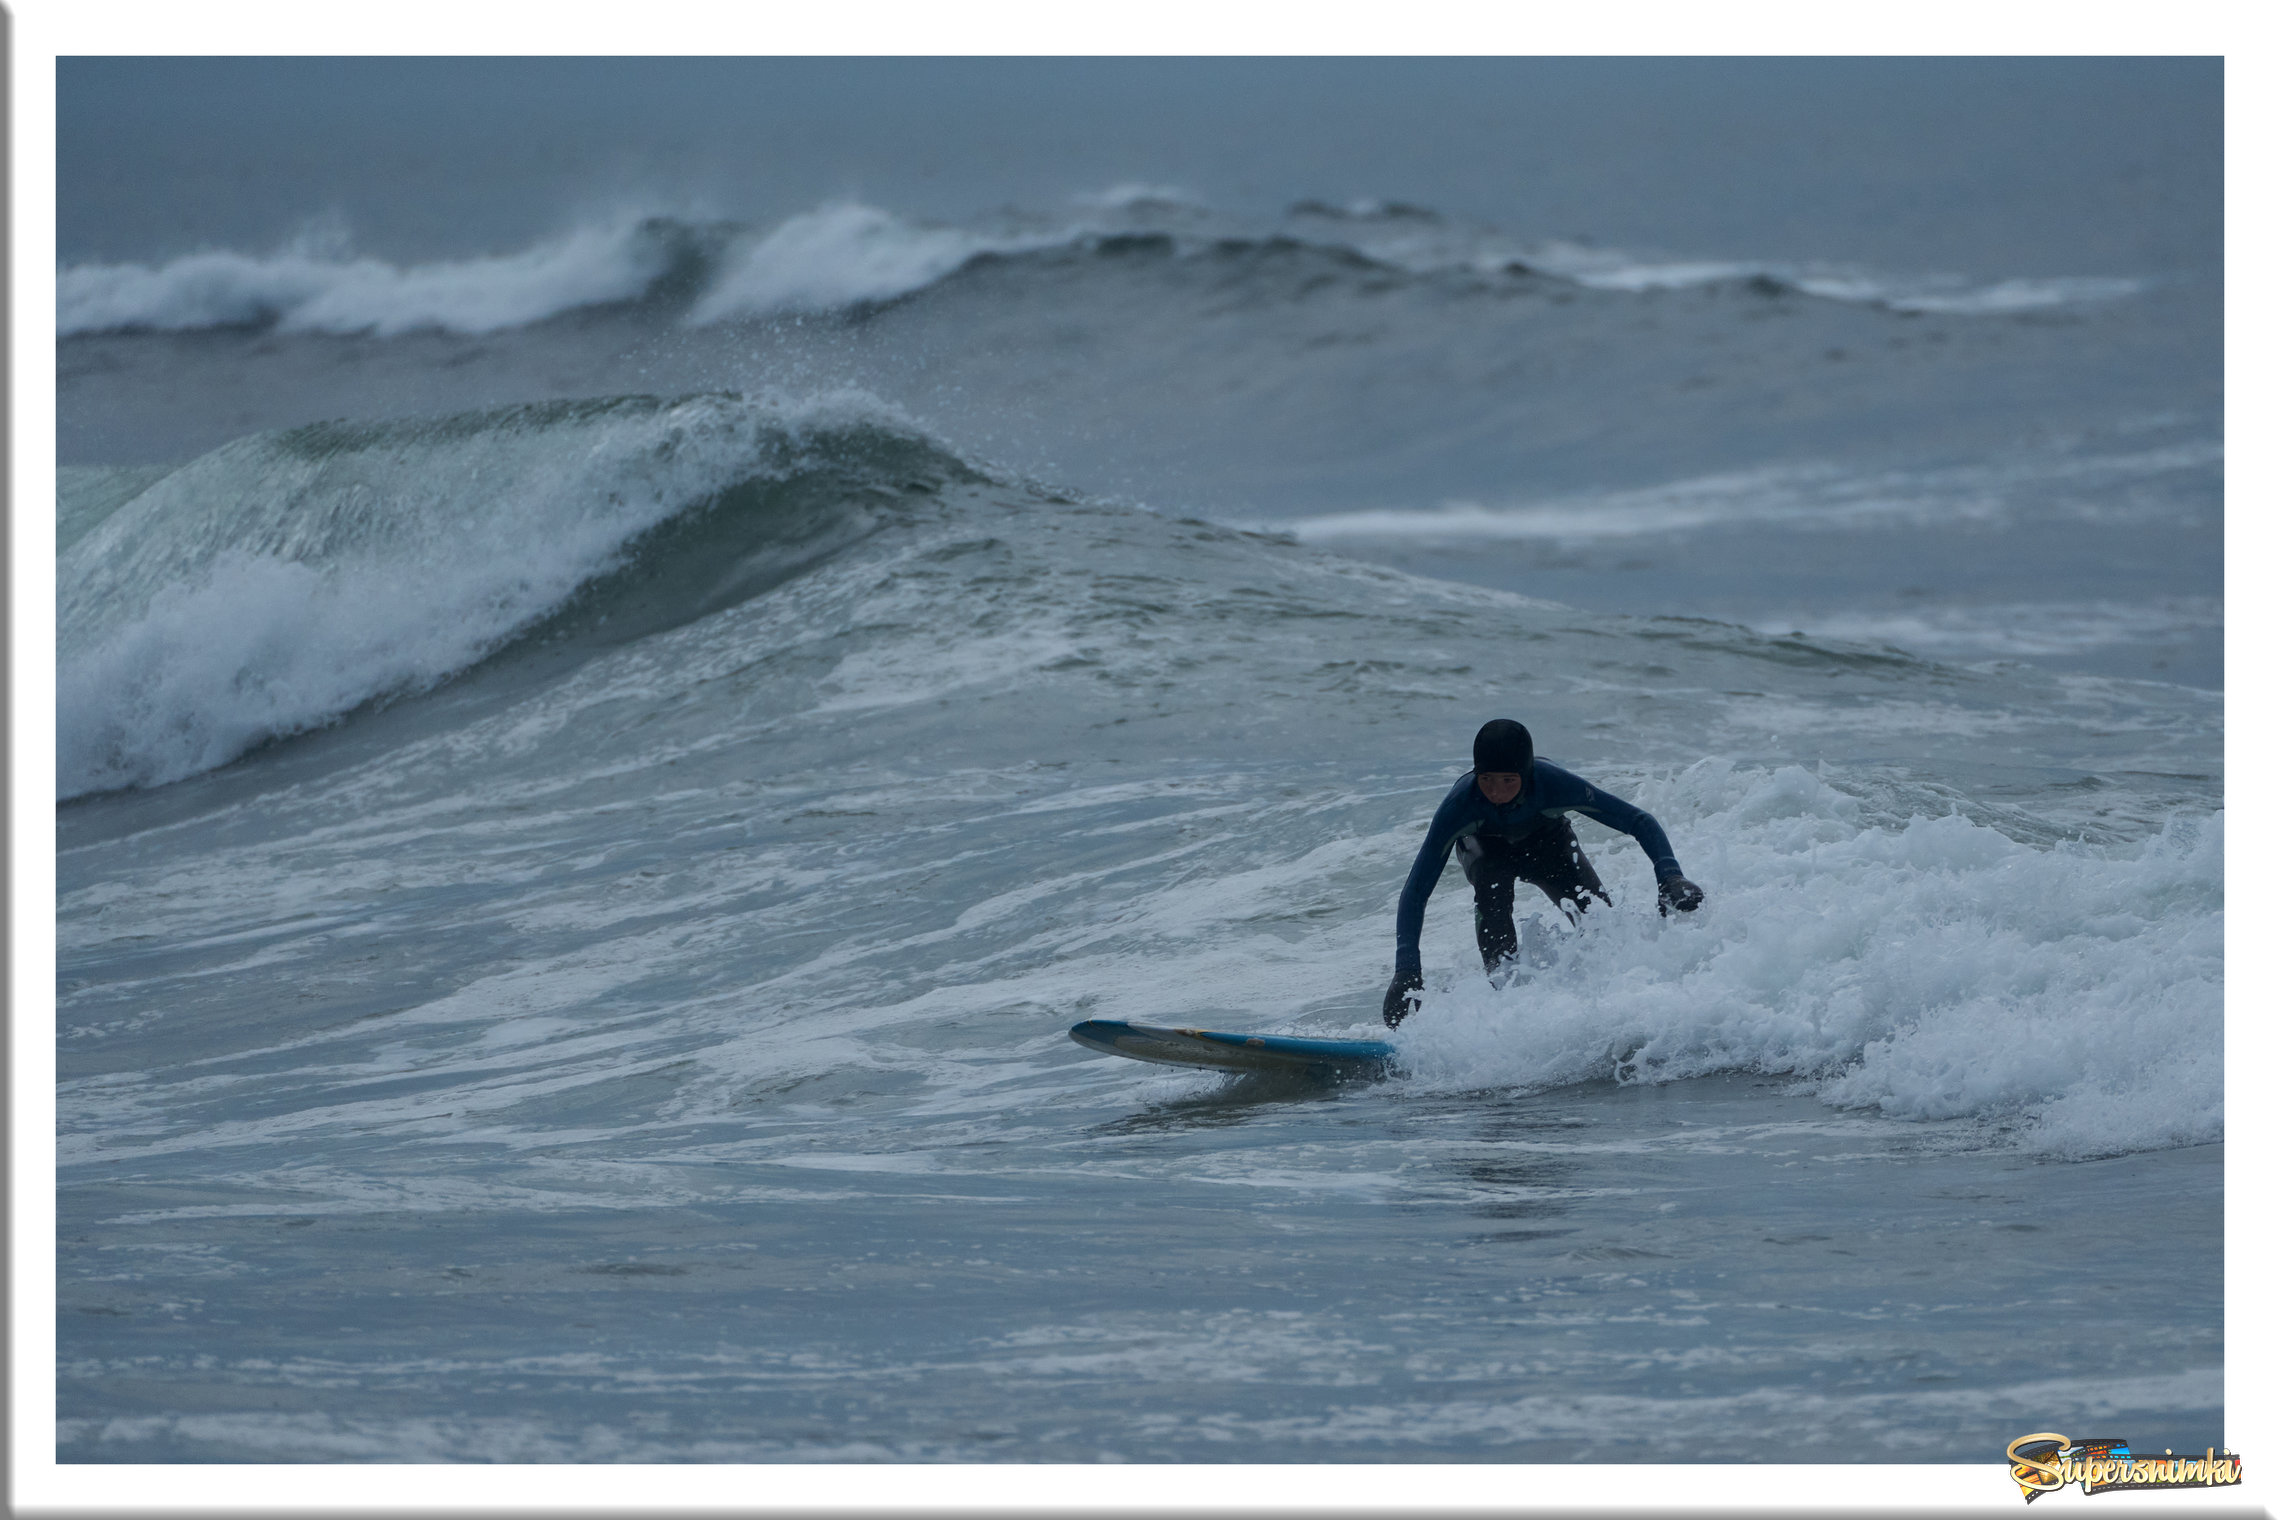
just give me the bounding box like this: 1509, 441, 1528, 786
1382, 719, 1703, 1026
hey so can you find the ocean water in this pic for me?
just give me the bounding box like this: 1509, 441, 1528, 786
53, 59, 2222, 1466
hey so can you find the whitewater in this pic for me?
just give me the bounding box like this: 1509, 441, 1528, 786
54, 58, 2221, 1468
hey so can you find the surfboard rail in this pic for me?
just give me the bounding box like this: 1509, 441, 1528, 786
1068, 1018, 1397, 1075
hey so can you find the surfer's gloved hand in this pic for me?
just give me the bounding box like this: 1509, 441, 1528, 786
1382, 970, 1424, 1028
1657, 875, 1705, 915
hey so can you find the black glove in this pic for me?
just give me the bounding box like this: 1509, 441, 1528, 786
1658, 875, 1705, 915
1382, 970, 1424, 1028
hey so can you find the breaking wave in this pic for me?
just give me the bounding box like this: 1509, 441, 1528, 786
55, 391, 967, 797
56, 215, 719, 337
58, 199, 2154, 337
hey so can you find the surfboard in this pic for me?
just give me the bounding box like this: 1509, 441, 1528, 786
1068, 1018, 1397, 1076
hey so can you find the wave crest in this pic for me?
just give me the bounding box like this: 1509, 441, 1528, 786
56, 391, 971, 798
56, 216, 719, 337
685, 202, 1063, 322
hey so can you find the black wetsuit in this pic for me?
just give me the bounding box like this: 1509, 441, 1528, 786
1393, 761, 1685, 981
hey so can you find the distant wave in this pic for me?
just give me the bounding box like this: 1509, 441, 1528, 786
1741, 596, 2222, 659
1877, 275, 2151, 315
1277, 206, 2151, 312
55, 391, 971, 797
57, 196, 2156, 338
684, 203, 1072, 322
1277, 441, 2224, 545
55, 216, 718, 337
685, 203, 2153, 323
1070, 182, 1207, 214
1512, 242, 2148, 312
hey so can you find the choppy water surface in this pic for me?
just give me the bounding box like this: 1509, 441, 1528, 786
57, 59, 2220, 1465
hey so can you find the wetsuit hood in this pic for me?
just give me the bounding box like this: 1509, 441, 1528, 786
1473, 719, 1533, 779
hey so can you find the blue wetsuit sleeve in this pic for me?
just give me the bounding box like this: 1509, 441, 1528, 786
1393, 782, 1475, 978
1553, 771, 1683, 880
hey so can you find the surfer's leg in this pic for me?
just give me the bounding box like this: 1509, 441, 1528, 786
1513, 820, 1611, 923
1458, 835, 1522, 973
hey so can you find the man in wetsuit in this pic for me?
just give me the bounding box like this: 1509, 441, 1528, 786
1382, 718, 1704, 1027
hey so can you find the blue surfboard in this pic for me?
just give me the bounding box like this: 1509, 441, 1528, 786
1068, 1019, 1397, 1076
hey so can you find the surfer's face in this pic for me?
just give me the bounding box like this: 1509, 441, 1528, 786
1476, 771, 1524, 806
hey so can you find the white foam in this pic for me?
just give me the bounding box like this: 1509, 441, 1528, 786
813, 628, 1084, 713
57, 216, 676, 336
1885, 276, 2149, 314
1395, 763, 2221, 1160
1069, 182, 1203, 213
1523, 245, 1768, 291
57, 549, 503, 798
1744, 598, 2222, 658
1299, 220, 2151, 320
1520, 239, 2149, 312
1278, 442, 2222, 545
